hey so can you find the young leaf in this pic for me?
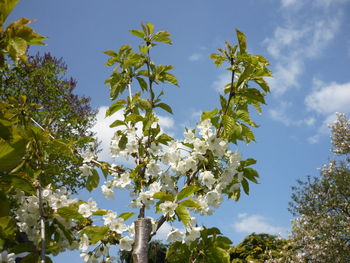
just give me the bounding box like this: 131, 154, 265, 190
236, 29, 247, 53
241, 178, 249, 195
86, 169, 99, 192
105, 100, 126, 117
119, 212, 135, 221
175, 205, 191, 226
129, 29, 145, 39
201, 108, 218, 121
156, 103, 173, 114
177, 185, 201, 201
153, 30, 172, 44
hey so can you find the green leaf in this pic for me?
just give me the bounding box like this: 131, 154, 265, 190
119, 212, 135, 221
105, 100, 126, 117
157, 133, 173, 145
83, 226, 109, 244
92, 209, 107, 216
153, 192, 174, 201
153, 30, 172, 44
179, 199, 201, 209
241, 178, 249, 195
104, 50, 118, 57
175, 205, 191, 226
177, 185, 201, 201
109, 119, 125, 128
86, 169, 99, 192
57, 206, 84, 220
125, 113, 144, 123
0, 174, 35, 194
243, 168, 259, 184
164, 73, 178, 86
0, 0, 19, 25
210, 53, 225, 67
236, 29, 247, 53
136, 77, 148, 91
21, 252, 39, 263
0, 134, 27, 172
129, 29, 145, 39
0, 216, 16, 236
147, 23, 155, 34
240, 158, 257, 167
156, 103, 173, 114
118, 134, 128, 150
201, 108, 218, 121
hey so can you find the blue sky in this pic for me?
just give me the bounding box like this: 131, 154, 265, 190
10, 0, 350, 261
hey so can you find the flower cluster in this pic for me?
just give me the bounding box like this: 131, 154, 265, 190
14, 186, 78, 252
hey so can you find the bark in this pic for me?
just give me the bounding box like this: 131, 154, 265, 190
132, 218, 153, 263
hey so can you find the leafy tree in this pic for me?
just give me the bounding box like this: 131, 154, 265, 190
0, 53, 97, 192
229, 233, 291, 263
288, 113, 350, 262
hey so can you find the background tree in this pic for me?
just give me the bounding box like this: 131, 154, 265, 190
229, 233, 290, 263
288, 113, 350, 262
0, 53, 97, 192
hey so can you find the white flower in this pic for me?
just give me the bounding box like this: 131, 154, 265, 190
78, 199, 98, 218
145, 160, 161, 179
0, 251, 15, 263
79, 234, 90, 252
184, 129, 196, 143
119, 236, 134, 251
79, 163, 92, 177
166, 229, 183, 243
199, 170, 215, 189
103, 210, 117, 226
205, 190, 223, 208
82, 149, 95, 163
110, 218, 127, 234
193, 138, 208, 154
159, 201, 178, 217
113, 172, 131, 189
185, 226, 202, 244
148, 181, 162, 195
228, 151, 241, 169
101, 184, 115, 200
197, 119, 214, 138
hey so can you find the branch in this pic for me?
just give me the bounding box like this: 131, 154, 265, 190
37, 186, 46, 263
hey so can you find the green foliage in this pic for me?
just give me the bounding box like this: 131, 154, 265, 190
166, 227, 232, 263
209, 29, 271, 144
0, 53, 97, 192
229, 233, 290, 263
0, 0, 46, 66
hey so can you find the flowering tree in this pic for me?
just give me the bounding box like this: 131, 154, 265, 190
0, 2, 272, 261
288, 113, 350, 262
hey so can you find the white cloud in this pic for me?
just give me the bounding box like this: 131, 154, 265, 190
212, 72, 231, 92
264, 2, 343, 96
233, 213, 286, 236
188, 53, 202, 62
305, 81, 350, 115
280, 0, 302, 9
267, 57, 303, 96
269, 101, 315, 127
91, 106, 120, 161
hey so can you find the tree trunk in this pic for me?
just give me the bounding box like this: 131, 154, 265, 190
132, 218, 152, 263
